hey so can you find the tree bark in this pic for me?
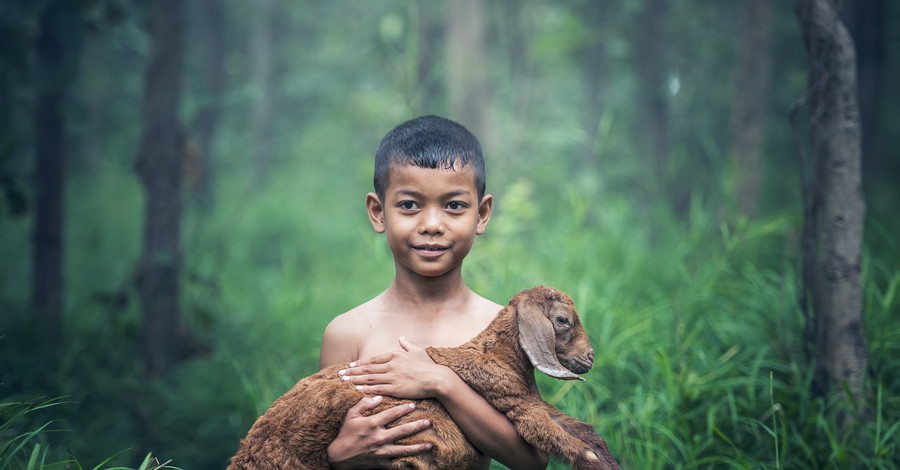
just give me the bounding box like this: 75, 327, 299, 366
136, 0, 186, 377
410, 0, 442, 114
847, 0, 885, 177
575, 0, 607, 171
634, 0, 669, 189
190, 0, 227, 211
32, 0, 82, 349
249, 0, 276, 185
731, 0, 771, 217
445, 0, 492, 146
794, 0, 868, 407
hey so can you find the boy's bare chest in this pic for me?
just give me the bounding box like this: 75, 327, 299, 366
354, 315, 486, 361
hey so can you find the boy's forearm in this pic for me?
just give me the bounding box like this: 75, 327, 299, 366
434, 368, 548, 470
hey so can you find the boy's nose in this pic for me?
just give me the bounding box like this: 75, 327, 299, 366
419, 208, 444, 234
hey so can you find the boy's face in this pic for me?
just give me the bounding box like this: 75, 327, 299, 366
367, 163, 492, 279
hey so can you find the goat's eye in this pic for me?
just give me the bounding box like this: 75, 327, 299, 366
554, 316, 570, 326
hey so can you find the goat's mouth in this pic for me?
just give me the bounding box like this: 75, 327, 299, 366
564, 355, 594, 375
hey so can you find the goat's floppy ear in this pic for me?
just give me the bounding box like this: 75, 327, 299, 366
517, 299, 584, 381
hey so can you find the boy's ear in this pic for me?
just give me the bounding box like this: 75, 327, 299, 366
476, 194, 492, 235
366, 192, 386, 233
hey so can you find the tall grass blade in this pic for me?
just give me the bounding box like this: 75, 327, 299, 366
770, 371, 779, 469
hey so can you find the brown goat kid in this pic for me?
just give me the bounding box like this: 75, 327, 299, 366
228, 286, 621, 470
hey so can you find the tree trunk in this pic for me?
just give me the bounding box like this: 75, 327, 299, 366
190, 0, 227, 211
249, 0, 276, 185
32, 0, 82, 349
578, 1, 607, 171
634, 0, 669, 190
847, 0, 885, 177
410, 0, 442, 114
136, 0, 186, 377
794, 0, 868, 407
731, 0, 771, 217
445, 0, 492, 146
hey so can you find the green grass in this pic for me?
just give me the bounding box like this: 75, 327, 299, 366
1, 161, 898, 469
0, 398, 179, 470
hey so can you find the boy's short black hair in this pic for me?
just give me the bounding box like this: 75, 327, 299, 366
374, 115, 486, 201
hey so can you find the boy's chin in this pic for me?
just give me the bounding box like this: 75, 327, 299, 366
399, 261, 460, 279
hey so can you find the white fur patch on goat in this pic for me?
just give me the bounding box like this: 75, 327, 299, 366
522, 345, 570, 378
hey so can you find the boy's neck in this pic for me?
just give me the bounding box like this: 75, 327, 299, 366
386, 267, 472, 308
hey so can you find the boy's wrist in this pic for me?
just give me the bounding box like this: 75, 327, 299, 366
325, 441, 347, 469
432, 364, 463, 400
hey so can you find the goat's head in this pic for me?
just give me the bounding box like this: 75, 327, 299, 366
514, 286, 595, 381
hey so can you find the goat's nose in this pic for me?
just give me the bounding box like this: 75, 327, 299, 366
587, 349, 595, 363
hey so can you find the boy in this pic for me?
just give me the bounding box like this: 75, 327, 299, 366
319, 116, 548, 470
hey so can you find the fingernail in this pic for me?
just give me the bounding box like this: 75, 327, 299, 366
341, 376, 350, 382
373, 395, 382, 402
424, 443, 433, 449
356, 386, 363, 391
408, 403, 415, 409
423, 419, 430, 426
348, 362, 357, 367
338, 369, 346, 376
399, 336, 406, 341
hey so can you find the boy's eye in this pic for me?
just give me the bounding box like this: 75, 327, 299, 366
398, 201, 418, 210
446, 201, 466, 210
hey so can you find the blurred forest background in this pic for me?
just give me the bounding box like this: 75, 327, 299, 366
1, 0, 899, 468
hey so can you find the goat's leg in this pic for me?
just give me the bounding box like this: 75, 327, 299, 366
544, 406, 620, 470
505, 399, 620, 470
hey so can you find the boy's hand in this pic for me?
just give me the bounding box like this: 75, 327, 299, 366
338, 337, 455, 399
327, 395, 433, 469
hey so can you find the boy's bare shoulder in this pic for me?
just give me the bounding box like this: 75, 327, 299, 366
320, 297, 386, 368
470, 293, 504, 323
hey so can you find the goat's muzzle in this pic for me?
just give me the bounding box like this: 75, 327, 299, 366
565, 348, 594, 375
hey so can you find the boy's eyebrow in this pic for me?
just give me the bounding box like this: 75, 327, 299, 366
393, 189, 472, 198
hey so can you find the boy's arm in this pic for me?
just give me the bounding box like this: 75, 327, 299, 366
320, 320, 434, 469
342, 337, 549, 470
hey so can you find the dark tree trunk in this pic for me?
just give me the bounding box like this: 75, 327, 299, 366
136, 0, 186, 377
190, 0, 227, 211
731, 0, 771, 217
497, 0, 534, 141
794, 0, 868, 408
578, 1, 607, 170
445, 0, 492, 146
410, 0, 442, 114
250, 0, 277, 185
847, 0, 885, 177
634, 0, 669, 189
32, 0, 82, 349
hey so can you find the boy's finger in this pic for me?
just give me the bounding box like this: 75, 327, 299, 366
383, 441, 433, 457
339, 363, 390, 378
386, 418, 432, 441
373, 402, 419, 426
345, 395, 383, 418
351, 351, 394, 367
398, 336, 422, 352
353, 384, 394, 395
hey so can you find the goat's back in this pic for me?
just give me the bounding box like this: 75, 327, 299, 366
228, 363, 483, 470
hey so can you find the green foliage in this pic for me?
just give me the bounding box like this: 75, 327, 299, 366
0, 398, 179, 470
1, 0, 899, 469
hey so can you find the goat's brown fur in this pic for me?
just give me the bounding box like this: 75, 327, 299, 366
228, 286, 621, 470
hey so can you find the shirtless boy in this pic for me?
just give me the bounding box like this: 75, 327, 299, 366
319, 116, 548, 470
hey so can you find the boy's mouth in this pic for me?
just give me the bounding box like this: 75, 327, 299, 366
414, 244, 449, 257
